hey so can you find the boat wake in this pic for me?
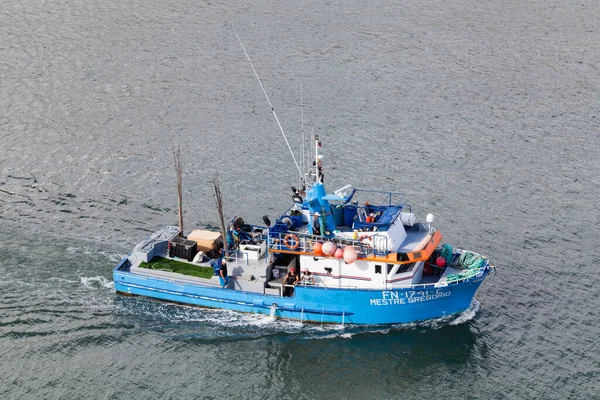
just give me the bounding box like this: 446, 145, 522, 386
112, 295, 480, 341
81, 276, 114, 290
450, 299, 480, 326
66, 246, 125, 264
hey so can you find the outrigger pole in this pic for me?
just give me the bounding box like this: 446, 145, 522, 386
172, 144, 184, 236
212, 173, 228, 252
233, 29, 304, 183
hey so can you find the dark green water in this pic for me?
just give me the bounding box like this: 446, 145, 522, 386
2, 0, 599, 398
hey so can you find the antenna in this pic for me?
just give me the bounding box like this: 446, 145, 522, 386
311, 128, 315, 181
234, 29, 303, 182
315, 134, 319, 182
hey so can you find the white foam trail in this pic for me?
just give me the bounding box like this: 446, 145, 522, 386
66, 246, 125, 263
80, 276, 114, 289
450, 299, 480, 325
0, 278, 35, 287
113, 294, 482, 339
48, 277, 78, 284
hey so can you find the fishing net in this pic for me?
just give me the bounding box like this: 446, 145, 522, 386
444, 251, 487, 283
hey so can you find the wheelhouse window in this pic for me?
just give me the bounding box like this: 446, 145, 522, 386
375, 264, 382, 274
397, 262, 415, 274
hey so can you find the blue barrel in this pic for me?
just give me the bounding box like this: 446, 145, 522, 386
344, 205, 357, 227
332, 205, 344, 226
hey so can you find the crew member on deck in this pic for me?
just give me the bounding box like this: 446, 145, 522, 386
209, 248, 224, 276
301, 269, 314, 285
312, 212, 321, 235
283, 267, 300, 296
219, 259, 229, 289
227, 225, 242, 249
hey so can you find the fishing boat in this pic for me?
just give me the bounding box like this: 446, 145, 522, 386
113, 35, 494, 324
113, 133, 494, 324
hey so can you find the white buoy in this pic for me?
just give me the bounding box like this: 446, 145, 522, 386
343, 245, 357, 264
322, 241, 336, 255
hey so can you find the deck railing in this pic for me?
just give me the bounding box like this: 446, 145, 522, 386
352, 189, 406, 207
223, 249, 250, 266
267, 231, 390, 258
134, 225, 181, 254
279, 265, 490, 292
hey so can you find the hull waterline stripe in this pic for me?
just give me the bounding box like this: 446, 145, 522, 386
116, 281, 352, 316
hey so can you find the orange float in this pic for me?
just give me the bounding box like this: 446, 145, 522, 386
313, 242, 323, 255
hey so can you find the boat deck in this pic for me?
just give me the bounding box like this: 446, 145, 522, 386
124, 251, 287, 295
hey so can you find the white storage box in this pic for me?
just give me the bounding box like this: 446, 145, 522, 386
239, 240, 267, 261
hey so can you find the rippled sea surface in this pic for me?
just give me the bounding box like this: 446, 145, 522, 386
2, 0, 599, 398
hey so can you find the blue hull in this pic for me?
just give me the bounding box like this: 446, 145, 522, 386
114, 258, 489, 325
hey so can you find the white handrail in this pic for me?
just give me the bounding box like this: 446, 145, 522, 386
269, 231, 379, 258
224, 250, 249, 266
288, 266, 490, 291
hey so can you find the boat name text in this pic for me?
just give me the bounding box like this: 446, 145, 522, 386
370, 290, 451, 306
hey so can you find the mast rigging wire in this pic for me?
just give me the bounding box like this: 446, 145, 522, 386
234, 29, 303, 182
301, 82, 304, 180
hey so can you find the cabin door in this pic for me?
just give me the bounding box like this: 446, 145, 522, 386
373, 263, 387, 287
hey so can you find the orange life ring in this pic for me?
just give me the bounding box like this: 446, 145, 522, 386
283, 234, 300, 250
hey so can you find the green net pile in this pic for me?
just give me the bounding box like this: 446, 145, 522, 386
445, 252, 486, 284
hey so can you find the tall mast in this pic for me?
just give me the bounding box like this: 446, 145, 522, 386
315, 135, 320, 183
